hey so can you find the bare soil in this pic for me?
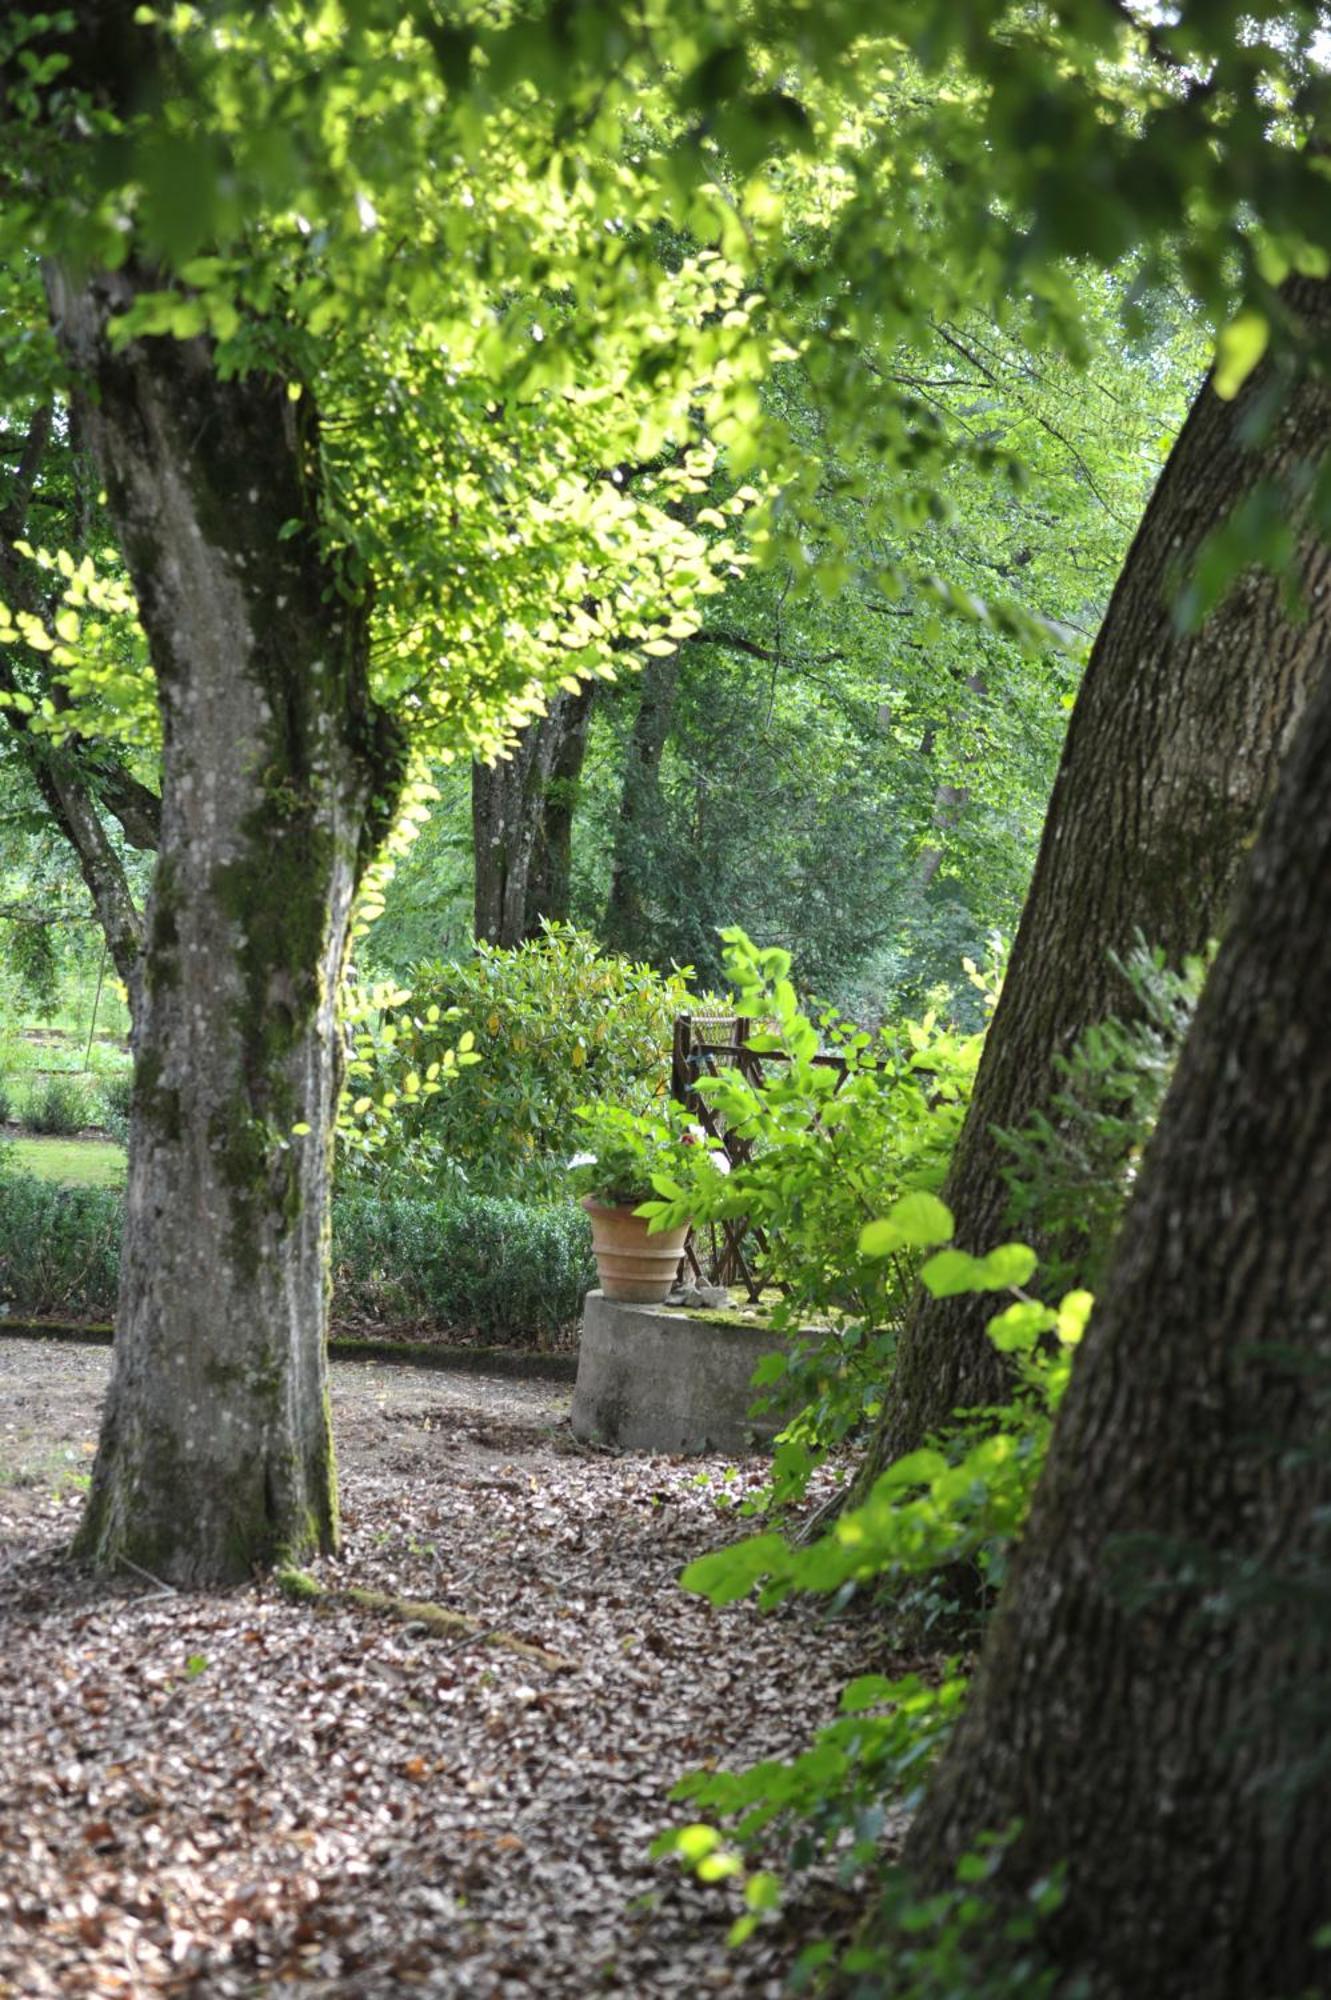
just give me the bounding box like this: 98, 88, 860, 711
0, 1338, 910, 1997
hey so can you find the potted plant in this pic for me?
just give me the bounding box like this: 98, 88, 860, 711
569, 1100, 694, 1303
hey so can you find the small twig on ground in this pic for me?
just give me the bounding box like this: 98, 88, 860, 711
796, 1486, 847, 1546
118, 1555, 178, 1595
275, 1568, 579, 1673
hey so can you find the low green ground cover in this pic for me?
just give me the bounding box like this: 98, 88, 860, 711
7, 1136, 126, 1188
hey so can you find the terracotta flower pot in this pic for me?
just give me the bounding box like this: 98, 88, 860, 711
580, 1195, 690, 1304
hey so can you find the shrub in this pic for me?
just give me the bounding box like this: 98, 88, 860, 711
0, 1075, 12, 1126
656, 1194, 1090, 1991
640, 929, 988, 1489
996, 939, 1208, 1293
341, 923, 695, 1198
98, 1067, 134, 1122
21, 1072, 100, 1135
330, 1190, 594, 1346
0, 1152, 121, 1319
0, 1155, 593, 1346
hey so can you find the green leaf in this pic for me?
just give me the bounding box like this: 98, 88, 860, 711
859, 1191, 953, 1258
744, 1871, 782, 1911
674, 1823, 720, 1862
697, 1851, 743, 1882
1213, 310, 1269, 401
1057, 1289, 1094, 1345
680, 1533, 788, 1604
871, 1446, 948, 1494
987, 1300, 1056, 1352
921, 1243, 1037, 1297
839, 1674, 898, 1712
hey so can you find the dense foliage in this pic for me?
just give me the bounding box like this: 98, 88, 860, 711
339, 926, 693, 1198
640, 932, 988, 1487
655, 1191, 1092, 1986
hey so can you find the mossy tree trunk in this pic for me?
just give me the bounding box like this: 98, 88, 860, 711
48, 265, 404, 1587
471, 681, 595, 945
859, 274, 1331, 1486
903, 638, 1331, 2000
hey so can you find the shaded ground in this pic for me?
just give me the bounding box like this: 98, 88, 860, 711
0, 1339, 910, 1997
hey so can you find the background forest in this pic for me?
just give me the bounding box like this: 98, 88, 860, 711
2, 289, 1199, 1023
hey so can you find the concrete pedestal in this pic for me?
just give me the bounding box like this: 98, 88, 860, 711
571, 1290, 791, 1454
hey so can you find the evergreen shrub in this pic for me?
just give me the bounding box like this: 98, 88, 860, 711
21, 1072, 99, 1135
330, 1190, 593, 1345
0, 1153, 592, 1346
0, 1155, 121, 1319
98, 1068, 134, 1124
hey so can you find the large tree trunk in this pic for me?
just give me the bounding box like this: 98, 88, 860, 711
861, 275, 1331, 1479
602, 650, 678, 952
903, 653, 1331, 2000
50, 268, 404, 1587
472, 682, 594, 945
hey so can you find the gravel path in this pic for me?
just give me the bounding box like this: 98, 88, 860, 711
0, 1336, 905, 1998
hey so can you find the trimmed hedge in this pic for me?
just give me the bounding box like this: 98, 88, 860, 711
0, 1171, 122, 1321
0, 1162, 594, 1347
330, 1191, 594, 1345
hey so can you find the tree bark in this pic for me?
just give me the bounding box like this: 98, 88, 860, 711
602, 650, 679, 953
861, 275, 1331, 1479
49, 266, 404, 1586
471, 682, 594, 945
903, 646, 1331, 2000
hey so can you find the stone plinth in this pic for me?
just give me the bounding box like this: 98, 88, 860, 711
571, 1290, 791, 1454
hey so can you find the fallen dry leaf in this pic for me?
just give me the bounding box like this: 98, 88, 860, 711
0, 1338, 932, 1997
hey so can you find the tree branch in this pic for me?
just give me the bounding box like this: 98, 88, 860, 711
0, 403, 145, 1002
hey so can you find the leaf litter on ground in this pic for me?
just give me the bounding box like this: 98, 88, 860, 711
0, 1339, 927, 1996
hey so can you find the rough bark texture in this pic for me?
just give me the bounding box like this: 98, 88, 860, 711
48, 266, 404, 1586
904, 648, 1331, 2000
602, 650, 678, 952
471, 683, 594, 945
864, 276, 1331, 1478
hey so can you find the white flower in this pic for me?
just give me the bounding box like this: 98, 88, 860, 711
567, 1151, 597, 1170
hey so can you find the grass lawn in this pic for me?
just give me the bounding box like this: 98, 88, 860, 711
6, 1136, 126, 1188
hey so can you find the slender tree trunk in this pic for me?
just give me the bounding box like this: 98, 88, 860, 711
0, 402, 147, 1003
527, 682, 595, 926
861, 275, 1331, 1481
603, 650, 678, 952
49, 267, 404, 1586
471, 683, 594, 945
903, 651, 1331, 2000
